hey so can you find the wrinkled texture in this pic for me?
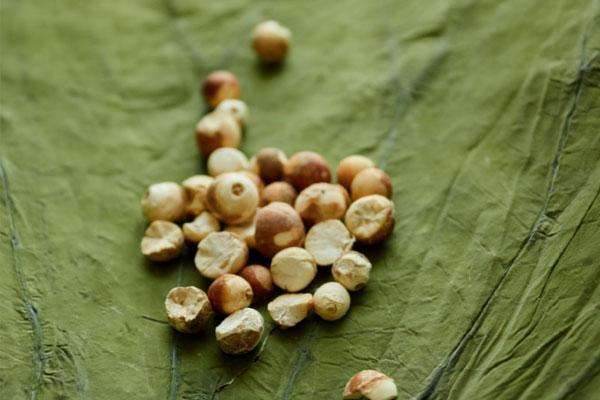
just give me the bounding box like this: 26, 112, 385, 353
1, 0, 599, 399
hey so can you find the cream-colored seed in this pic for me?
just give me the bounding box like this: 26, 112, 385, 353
313, 282, 351, 321
208, 274, 253, 314
215, 99, 249, 127
141, 182, 187, 222
165, 286, 213, 333
141, 221, 184, 262
195, 112, 241, 157
202, 70, 241, 108
332, 251, 372, 291
182, 211, 220, 244
206, 172, 259, 225
344, 195, 395, 245
182, 175, 213, 217
337, 155, 376, 190
351, 167, 392, 201
270, 247, 317, 292
304, 220, 355, 266
295, 183, 350, 226
255, 202, 305, 257
194, 232, 248, 279
267, 293, 313, 328
215, 308, 264, 354
261, 181, 297, 205
207, 147, 250, 177
343, 370, 398, 400
250, 148, 288, 183
225, 217, 256, 249
251, 20, 291, 64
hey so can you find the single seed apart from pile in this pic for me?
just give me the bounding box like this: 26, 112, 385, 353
215, 307, 264, 354
261, 181, 297, 205
305, 219, 355, 266
195, 112, 241, 157
206, 172, 259, 225
295, 183, 350, 226
343, 370, 398, 400
345, 195, 395, 244
254, 202, 305, 257
182, 175, 214, 217
251, 20, 291, 64
182, 211, 220, 243
215, 99, 249, 127
284, 151, 331, 190
313, 282, 351, 321
267, 293, 313, 328
337, 155, 376, 190
208, 274, 253, 314
202, 70, 241, 108
165, 286, 213, 333
141, 221, 184, 262
250, 147, 288, 183
271, 247, 317, 292
332, 251, 372, 291
194, 232, 248, 279
225, 217, 256, 249
141, 182, 187, 222
239, 265, 274, 304
207, 147, 250, 177
351, 167, 392, 201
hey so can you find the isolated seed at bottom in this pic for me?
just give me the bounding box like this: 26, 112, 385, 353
165, 286, 213, 333
343, 370, 397, 400
215, 308, 264, 354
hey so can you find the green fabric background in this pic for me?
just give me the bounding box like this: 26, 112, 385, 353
1, 0, 599, 399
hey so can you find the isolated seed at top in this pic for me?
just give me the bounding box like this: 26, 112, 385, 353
141, 221, 184, 262
254, 202, 305, 258
313, 282, 350, 321
207, 147, 250, 177
202, 70, 241, 108
337, 155, 375, 190
182, 175, 213, 217
343, 370, 398, 400
206, 172, 259, 225
345, 195, 394, 245
295, 183, 350, 226
270, 247, 317, 292
165, 286, 213, 333
195, 112, 241, 157
305, 219, 355, 266
267, 293, 313, 328
332, 251, 372, 291
351, 167, 392, 201
215, 307, 264, 354
284, 151, 331, 190
239, 265, 274, 304
261, 181, 297, 206
250, 148, 288, 183
141, 182, 187, 222
215, 99, 249, 127
208, 274, 253, 315
251, 20, 291, 64
194, 232, 248, 279
182, 211, 220, 244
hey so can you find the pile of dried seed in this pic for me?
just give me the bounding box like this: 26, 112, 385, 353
139, 20, 397, 400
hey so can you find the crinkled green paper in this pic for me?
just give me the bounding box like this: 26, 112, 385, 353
1, 0, 599, 399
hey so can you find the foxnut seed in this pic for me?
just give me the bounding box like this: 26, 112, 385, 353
206, 172, 259, 225
284, 151, 331, 190
225, 217, 256, 249
313, 282, 350, 321
195, 112, 241, 157
351, 167, 392, 201
295, 183, 350, 226
332, 251, 372, 291
344, 195, 394, 245
255, 202, 305, 258
182, 175, 213, 217
239, 171, 265, 194
267, 293, 313, 328
343, 370, 397, 400
182, 211, 220, 244
194, 232, 248, 279
261, 181, 297, 206
250, 148, 288, 183
215, 99, 249, 127
305, 219, 355, 266
207, 147, 250, 177
201, 70, 241, 108
239, 265, 274, 304
165, 286, 213, 333
337, 155, 375, 190
271, 247, 317, 292
141, 182, 187, 222
208, 274, 253, 315
215, 308, 263, 355
141, 221, 184, 262
251, 20, 291, 64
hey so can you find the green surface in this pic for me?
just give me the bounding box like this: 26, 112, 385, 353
1, 0, 600, 399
